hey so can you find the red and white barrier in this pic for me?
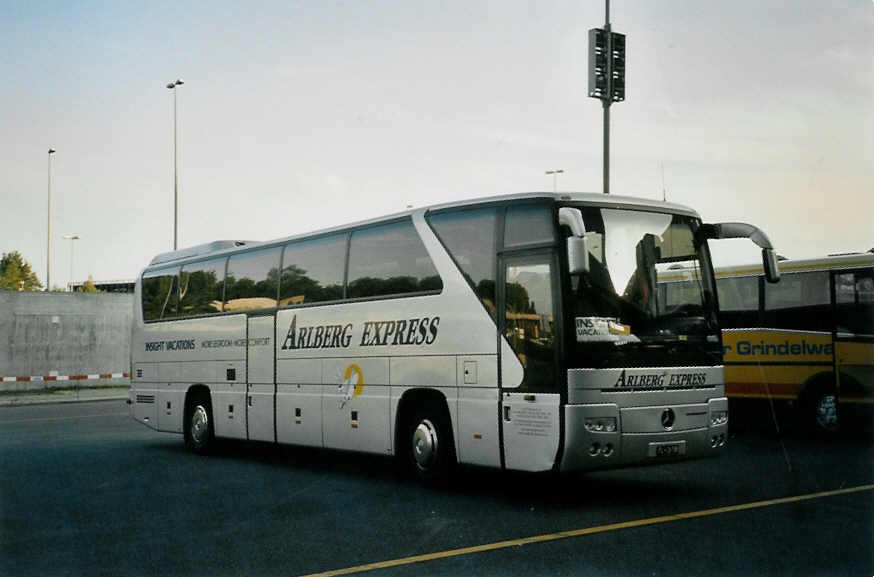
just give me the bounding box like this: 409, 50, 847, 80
2, 372, 130, 382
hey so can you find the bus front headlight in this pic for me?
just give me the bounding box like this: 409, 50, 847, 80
710, 410, 728, 427
585, 417, 617, 433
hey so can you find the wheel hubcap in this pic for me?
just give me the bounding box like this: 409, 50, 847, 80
412, 419, 438, 471
815, 394, 837, 430
191, 405, 209, 445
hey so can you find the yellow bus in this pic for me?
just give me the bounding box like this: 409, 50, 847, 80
714, 251, 874, 433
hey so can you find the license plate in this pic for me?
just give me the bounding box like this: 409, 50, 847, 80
648, 441, 686, 458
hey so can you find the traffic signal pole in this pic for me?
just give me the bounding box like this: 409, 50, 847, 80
603, 98, 610, 195
589, 0, 624, 195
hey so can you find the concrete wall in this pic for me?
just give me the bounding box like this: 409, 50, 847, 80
0, 291, 133, 376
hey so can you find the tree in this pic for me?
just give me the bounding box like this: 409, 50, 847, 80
82, 276, 99, 293
0, 251, 43, 291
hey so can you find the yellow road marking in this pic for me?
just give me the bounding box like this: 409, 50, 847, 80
301, 483, 874, 577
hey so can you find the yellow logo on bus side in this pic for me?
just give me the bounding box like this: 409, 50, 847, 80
722, 330, 833, 363
338, 363, 364, 408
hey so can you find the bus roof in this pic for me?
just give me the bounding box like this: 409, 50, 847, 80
425, 191, 701, 219
145, 192, 701, 270
716, 251, 874, 278
149, 240, 254, 266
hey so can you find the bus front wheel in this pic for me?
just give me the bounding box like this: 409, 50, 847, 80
804, 384, 839, 435
403, 408, 455, 485
185, 392, 215, 454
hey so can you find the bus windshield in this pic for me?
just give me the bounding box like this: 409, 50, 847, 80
567, 206, 720, 369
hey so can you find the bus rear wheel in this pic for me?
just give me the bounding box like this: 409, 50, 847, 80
185, 392, 215, 454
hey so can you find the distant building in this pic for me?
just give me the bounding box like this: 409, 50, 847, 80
68, 279, 135, 293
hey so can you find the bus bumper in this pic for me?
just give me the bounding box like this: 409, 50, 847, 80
560, 398, 729, 471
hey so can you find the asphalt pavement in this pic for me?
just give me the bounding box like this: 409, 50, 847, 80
1, 400, 871, 577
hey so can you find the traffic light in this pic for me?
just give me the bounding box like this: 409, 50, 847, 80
588, 28, 608, 100
588, 28, 626, 103
610, 32, 625, 102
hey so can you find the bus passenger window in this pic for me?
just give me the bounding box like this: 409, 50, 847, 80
142, 267, 179, 321
347, 220, 442, 299
225, 247, 281, 311
716, 276, 760, 328
504, 204, 554, 248
428, 207, 497, 318
279, 234, 346, 306
835, 270, 874, 335
178, 258, 226, 317
764, 271, 830, 332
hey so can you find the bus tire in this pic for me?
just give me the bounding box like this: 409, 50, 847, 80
184, 391, 216, 454
803, 382, 839, 436
402, 405, 456, 486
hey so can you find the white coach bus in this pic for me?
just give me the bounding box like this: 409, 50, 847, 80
130, 192, 779, 482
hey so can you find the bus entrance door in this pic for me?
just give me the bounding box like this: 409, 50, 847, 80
499, 253, 561, 472
247, 315, 276, 442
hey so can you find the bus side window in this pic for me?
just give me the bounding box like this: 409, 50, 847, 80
178, 258, 226, 317
347, 220, 442, 299
504, 204, 554, 248
142, 267, 180, 321
764, 271, 830, 332
225, 247, 281, 312
716, 276, 759, 328
835, 270, 874, 335
279, 234, 346, 306
428, 207, 498, 318
504, 258, 556, 391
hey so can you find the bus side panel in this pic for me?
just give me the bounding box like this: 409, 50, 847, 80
246, 316, 276, 442
837, 341, 874, 405
131, 361, 158, 429
132, 387, 159, 429
157, 384, 185, 433
277, 359, 323, 447
389, 356, 456, 387
453, 355, 500, 467
722, 329, 833, 400
389, 355, 457, 456
272, 213, 501, 460
154, 362, 224, 434
502, 392, 561, 472
457, 387, 501, 467
211, 377, 247, 440
724, 365, 828, 399
132, 313, 248, 437
322, 357, 391, 454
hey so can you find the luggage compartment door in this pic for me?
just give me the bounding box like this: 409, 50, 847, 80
247, 315, 276, 442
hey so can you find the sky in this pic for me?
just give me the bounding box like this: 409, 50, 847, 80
1, 0, 872, 289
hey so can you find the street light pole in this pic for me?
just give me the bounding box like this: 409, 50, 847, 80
47, 148, 56, 291
166, 78, 184, 250
63, 234, 80, 291
545, 169, 564, 193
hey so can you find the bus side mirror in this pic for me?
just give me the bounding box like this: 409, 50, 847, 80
698, 222, 781, 284
559, 207, 589, 275
762, 248, 781, 284
567, 236, 589, 275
